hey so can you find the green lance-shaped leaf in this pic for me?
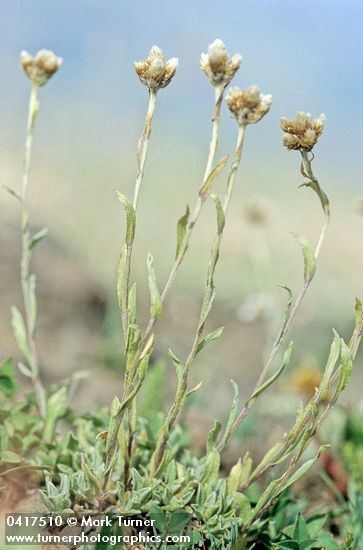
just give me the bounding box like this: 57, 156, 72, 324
227, 453, 252, 495
80, 454, 102, 492
253, 478, 281, 518
175, 205, 190, 259
199, 155, 228, 198
249, 440, 285, 482
105, 396, 122, 453
4, 185, 22, 201
11, 306, 32, 368
27, 274, 37, 337
354, 298, 363, 329
185, 380, 203, 399
195, 326, 224, 356
333, 339, 353, 401
200, 448, 220, 484
116, 191, 136, 246
279, 284, 293, 326
29, 227, 48, 251
17, 361, 32, 378
276, 444, 330, 496
126, 323, 142, 367
300, 175, 330, 216
198, 285, 216, 331
119, 353, 152, 417
210, 193, 225, 235
220, 380, 239, 449
247, 342, 293, 405
252, 444, 328, 521
117, 244, 127, 311
296, 235, 316, 282
42, 387, 68, 444
351, 298, 363, 350
128, 283, 137, 324
168, 347, 183, 380
147, 253, 162, 318
319, 330, 341, 399
207, 420, 222, 453
232, 492, 253, 524
0, 358, 19, 396
293, 514, 310, 543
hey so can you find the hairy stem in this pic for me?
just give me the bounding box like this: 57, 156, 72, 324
103, 85, 225, 491
220, 151, 329, 451
20, 82, 47, 418
242, 312, 363, 494
150, 124, 246, 476
121, 89, 157, 338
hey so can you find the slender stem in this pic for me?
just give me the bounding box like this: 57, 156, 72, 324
242, 302, 363, 494
20, 83, 47, 418
103, 85, 225, 492
123, 85, 225, 385
220, 152, 330, 451
133, 89, 157, 210
120, 90, 158, 485
150, 125, 246, 475
121, 89, 157, 338
203, 85, 224, 182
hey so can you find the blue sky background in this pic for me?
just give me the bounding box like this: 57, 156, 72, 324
1, 0, 362, 169
1, 1, 362, 293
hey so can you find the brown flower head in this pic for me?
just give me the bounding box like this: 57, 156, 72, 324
281, 112, 325, 151
200, 39, 242, 88
226, 86, 271, 126
134, 46, 178, 90
20, 49, 62, 86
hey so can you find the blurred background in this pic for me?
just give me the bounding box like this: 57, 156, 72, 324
1, 1, 362, 457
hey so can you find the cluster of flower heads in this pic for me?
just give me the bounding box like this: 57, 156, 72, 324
280, 112, 325, 151
134, 46, 178, 90
19, 42, 325, 152
133, 40, 272, 129
226, 86, 272, 126
200, 39, 242, 88
20, 49, 62, 86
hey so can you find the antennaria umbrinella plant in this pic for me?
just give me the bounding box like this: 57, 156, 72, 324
1, 39, 362, 548
8, 50, 62, 418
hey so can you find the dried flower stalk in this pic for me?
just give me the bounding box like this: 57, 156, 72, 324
220, 125, 330, 450
11, 50, 61, 418
103, 40, 238, 491
150, 88, 271, 475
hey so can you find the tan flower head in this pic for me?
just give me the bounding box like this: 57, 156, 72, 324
226, 86, 271, 126
134, 46, 178, 90
280, 112, 325, 151
200, 39, 242, 87
20, 49, 62, 86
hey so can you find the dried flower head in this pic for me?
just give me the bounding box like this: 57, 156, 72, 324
134, 46, 178, 90
281, 112, 325, 151
200, 39, 242, 88
226, 85, 271, 126
20, 49, 62, 86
